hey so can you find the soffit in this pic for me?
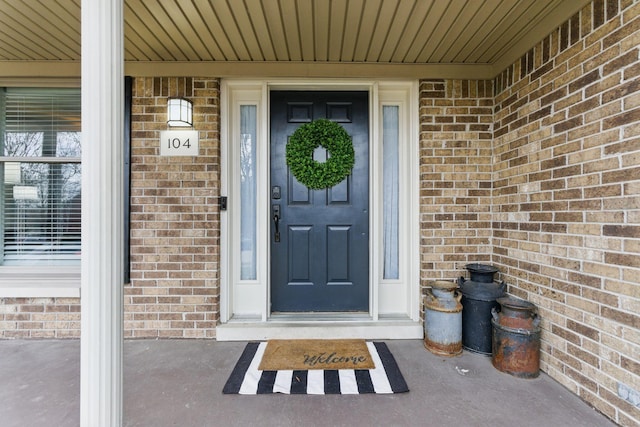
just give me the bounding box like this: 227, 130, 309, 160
0, 0, 590, 79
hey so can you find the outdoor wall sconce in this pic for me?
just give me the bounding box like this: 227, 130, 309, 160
167, 98, 193, 127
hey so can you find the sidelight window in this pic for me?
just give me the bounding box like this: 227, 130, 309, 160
382, 105, 399, 279
240, 105, 257, 280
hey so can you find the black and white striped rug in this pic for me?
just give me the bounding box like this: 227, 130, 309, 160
223, 341, 409, 395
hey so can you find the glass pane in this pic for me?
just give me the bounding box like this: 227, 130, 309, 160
57, 132, 82, 157
3, 130, 80, 158
2, 162, 81, 265
1, 87, 82, 266
4, 88, 81, 157
3, 132, 43, 157
240, 105, 257, 280
383, 106, 399, 279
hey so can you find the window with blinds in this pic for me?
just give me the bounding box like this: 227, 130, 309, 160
0, 88, 81, 266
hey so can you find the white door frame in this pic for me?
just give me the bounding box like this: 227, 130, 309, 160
218, 79, 421, 341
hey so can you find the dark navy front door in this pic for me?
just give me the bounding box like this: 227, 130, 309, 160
270, 91, 369, 312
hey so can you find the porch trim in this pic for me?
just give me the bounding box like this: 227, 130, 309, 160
0, 61, 496, 80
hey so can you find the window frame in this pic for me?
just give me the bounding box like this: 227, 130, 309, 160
0, 84, 82, 297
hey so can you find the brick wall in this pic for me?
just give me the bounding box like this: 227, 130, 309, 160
419, 1, 639, 424
491, 0, 639, 425
127, 77, 221, 339
0, 298, 80, 338
419, 79, 494, 285
0, 78, 222, 340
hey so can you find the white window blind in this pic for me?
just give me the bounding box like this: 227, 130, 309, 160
1, 88, 81, 266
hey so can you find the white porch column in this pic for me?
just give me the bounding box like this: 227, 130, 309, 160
80, 0, 124, 425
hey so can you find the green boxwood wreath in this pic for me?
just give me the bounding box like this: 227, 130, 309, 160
286, 119, 355, 190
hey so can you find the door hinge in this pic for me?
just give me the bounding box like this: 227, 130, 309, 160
219, 196, 228, 211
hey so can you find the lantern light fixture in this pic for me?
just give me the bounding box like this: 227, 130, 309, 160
167, 98, 193, 127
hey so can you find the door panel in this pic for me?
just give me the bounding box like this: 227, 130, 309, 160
289, 225, 311, 284
270, 91, 369, 312
327, 226, 351, 283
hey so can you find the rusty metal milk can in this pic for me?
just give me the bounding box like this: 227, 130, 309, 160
491, 296, 541, 378
424, 280, 463, 357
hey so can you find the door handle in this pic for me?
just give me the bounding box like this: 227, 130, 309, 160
272, 204, 281, 242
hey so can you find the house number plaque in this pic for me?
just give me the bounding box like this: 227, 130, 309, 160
160, 130, 199, 156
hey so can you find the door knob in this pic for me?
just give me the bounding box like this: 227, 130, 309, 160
272, 204, 281, 242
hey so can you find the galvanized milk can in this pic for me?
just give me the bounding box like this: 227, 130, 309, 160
424, 280, 463, 357
459, 263, 505, 355
491, 296, 541, 378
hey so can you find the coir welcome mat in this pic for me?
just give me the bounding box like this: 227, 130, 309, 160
259, 339, 375, 371
223, 341, 409, 395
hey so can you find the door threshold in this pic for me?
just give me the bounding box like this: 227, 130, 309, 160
269, 312, 372, 321
216, 316, 423, 341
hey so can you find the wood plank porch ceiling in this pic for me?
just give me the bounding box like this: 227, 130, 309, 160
0, 0, 589, 80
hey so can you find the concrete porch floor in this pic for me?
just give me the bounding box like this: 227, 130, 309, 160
0, 339, 614, 427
